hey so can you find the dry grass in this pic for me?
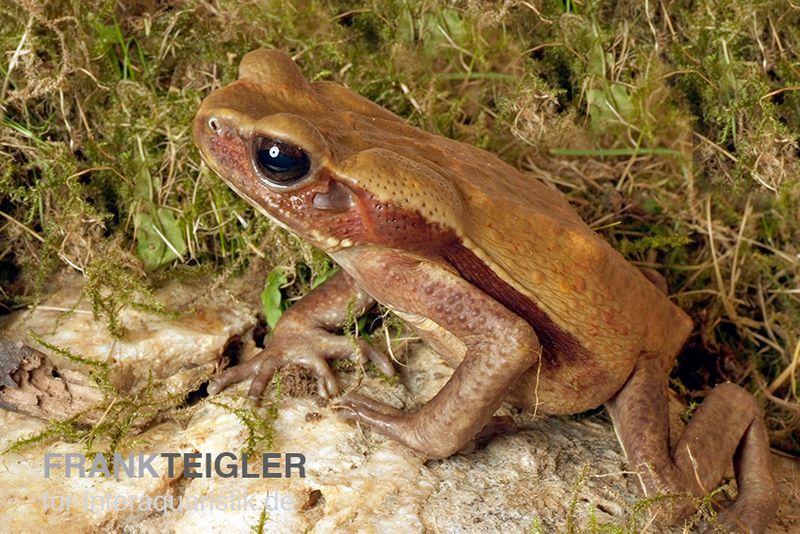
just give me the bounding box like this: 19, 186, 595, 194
0, 0, 798, 454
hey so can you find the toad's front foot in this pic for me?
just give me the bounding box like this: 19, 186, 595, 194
207, 271, 394, 400
208, 326, 392, 399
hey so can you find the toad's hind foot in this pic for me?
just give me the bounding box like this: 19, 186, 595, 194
336, 392, 518, 456
607, 357, 777, 533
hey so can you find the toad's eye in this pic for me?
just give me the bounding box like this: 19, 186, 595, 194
252, 137, 311, 187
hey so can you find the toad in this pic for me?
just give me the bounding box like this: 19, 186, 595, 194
193, 49, 776, 531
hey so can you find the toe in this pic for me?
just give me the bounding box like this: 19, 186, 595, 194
359, 341, 395, 377
297, 354, 339, 398
335, 394, 407, 437
208, 357, 263, 395
247, 355, 283, 400
340, 392, 403, 417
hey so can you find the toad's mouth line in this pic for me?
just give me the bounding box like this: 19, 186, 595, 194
220, 175, 294, 235
208, 163, 349, 251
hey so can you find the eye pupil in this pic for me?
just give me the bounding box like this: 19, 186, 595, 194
258, 147, 293, 171
252, 137, 311, 187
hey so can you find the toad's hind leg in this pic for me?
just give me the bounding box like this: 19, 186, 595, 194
606, 356, 777, 532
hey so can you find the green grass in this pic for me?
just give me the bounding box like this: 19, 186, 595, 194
0, 0, 798, 462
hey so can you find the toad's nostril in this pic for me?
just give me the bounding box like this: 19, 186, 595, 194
208, 117, 221, 132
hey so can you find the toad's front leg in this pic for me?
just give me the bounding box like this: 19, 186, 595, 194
333, 247, 540, 459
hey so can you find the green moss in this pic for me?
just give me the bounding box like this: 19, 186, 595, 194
565, 463, 590, 533
209, 370, 282, 457
618, 232, 692, 257
2, 417, 83, 455
84, 255, 171, 337
28, 330, 113, 393
251, 504, 270, 534
3, 351, 199, 459
210, 395, 280, 457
